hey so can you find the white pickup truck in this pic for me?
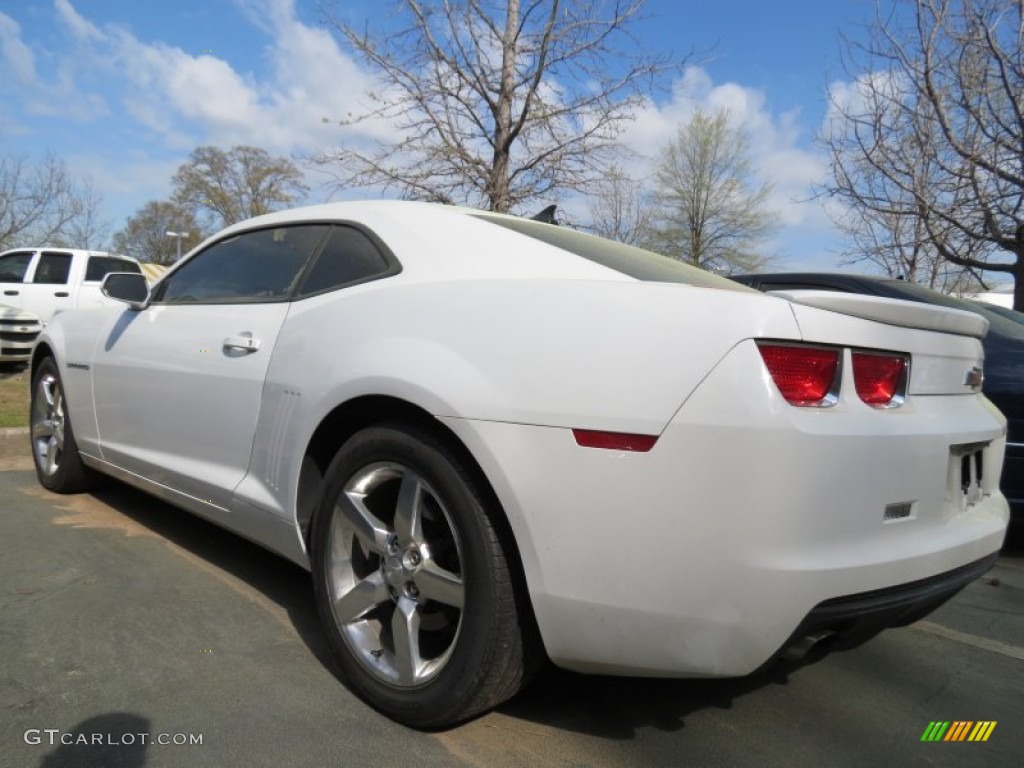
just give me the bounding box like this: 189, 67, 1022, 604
0, 248, 144, 362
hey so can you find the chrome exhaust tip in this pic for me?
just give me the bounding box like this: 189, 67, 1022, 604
784, 630, 837, 665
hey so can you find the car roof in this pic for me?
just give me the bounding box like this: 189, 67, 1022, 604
198, 200, 750, 292
203, 201, 629, 284
0, 247, 135, 260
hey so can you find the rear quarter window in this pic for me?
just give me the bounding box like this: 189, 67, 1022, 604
296, 225, 395, 297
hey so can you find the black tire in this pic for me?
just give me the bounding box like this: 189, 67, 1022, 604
311, 423, 534, 728
30, 357, 95, 493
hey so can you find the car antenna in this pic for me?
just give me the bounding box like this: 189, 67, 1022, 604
530, 205, 558, 225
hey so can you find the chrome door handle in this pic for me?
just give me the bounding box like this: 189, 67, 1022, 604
223, 334, 261, 352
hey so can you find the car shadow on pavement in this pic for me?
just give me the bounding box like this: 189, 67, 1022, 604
85, 480, 341, 677
82, 478, 886, 738
496, 659, 805, 739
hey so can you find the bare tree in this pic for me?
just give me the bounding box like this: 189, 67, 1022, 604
586, 165, 655, 246
0, 153, 107, 250
112, 201, 204, 265
173, 146, 308, 229
830, 201, 987, 293
823, 0, 1024, 310
50, 179, 112, 250
648, 109, 778, 273
315, 0, 680, 213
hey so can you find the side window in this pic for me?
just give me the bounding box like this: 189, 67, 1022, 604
297, 226, 391, 297
155, 225, 328, 304
0, 251, 35, 282
85, 257, 142, 282
33, 252, 73, 285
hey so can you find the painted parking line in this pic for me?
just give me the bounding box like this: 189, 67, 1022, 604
912, 620, 1024, 661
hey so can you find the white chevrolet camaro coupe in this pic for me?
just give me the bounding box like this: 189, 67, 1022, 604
30, 201, 1008, 727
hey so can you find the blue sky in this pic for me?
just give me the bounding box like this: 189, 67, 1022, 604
0, 0, 878, 268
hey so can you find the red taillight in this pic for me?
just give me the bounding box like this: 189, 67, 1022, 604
757, 344, 840, 406
572, 429, 658, 452
852, 351, 906, 406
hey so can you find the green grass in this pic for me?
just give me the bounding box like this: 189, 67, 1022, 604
0, 367, 30, 428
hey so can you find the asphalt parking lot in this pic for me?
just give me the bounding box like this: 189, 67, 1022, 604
2, 431, 1022, 768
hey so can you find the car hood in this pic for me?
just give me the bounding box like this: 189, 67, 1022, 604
0, 304, 41, 322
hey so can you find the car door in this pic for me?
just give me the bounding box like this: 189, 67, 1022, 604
18, 250, 75, 322
90, 224, 329, 509
0, 250, 36, 310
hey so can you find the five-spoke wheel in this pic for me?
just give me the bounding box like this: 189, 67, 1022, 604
31, 368, 67, 477
312, 423, 536, 728
327, 462, 465, 687
30, 357, 93, 493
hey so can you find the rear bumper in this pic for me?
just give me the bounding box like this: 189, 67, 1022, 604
768, 552, 998, 665
442, 340, 1010, 678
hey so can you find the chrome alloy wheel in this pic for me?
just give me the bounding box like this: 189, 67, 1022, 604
31, 372, 66, 477
326, 461, 466, 688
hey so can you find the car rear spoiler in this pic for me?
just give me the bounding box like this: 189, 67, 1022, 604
768, 290, 989, 339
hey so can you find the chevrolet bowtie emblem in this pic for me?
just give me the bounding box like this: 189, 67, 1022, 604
965, 367, 984, 389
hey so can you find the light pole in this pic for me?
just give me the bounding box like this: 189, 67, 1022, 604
165, 230, 190, 262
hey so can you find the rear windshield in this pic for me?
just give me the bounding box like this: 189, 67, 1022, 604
472, 214, 754, 291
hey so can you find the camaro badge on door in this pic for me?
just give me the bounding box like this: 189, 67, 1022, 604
964, 366, 984, 389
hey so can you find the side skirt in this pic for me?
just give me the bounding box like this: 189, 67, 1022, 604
80, 452, 311, 569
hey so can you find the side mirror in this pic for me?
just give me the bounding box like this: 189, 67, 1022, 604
102, 272, 150, 310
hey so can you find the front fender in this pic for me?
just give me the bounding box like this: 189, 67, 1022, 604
33, 308, 127, 456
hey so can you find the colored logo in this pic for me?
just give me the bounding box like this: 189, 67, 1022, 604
921, 721, 996, 742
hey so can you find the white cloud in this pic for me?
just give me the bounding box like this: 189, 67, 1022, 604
0, 13, 37, 83
620, 66, 829, 231
37, 0, 391, 155
1, 8, 107, 120
54, 0, 103, 41
113, 37, 262, 145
